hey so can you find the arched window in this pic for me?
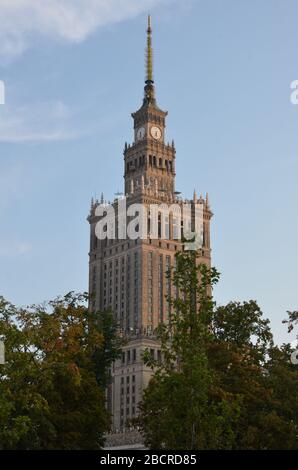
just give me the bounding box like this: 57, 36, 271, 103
94, 234, 98, 249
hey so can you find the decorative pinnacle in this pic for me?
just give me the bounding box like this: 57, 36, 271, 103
146, 15, 153, 83
142, 15, 158, 107
193, 189, 197, 203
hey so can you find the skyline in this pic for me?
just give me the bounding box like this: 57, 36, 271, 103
0, 0, 298, 346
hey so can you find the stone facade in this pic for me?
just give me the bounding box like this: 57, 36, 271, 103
87, 16, 212, 435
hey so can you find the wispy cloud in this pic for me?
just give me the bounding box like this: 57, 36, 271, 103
0, 0, 166, 61
0, 163, 32, 257
0, 162, 25, 212
0, 100, 80, 142
0, 239, 32, 258
0, 99, 123, 143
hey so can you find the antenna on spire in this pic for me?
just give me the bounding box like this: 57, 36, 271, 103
146, 14, 153, 83
142, 15, 159, 107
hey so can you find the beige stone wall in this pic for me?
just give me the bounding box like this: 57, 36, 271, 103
111, 338, 161, 431
87, 88, 212, 431
88, 204, 212, 430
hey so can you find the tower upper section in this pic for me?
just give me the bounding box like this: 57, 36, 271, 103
124, 16, 175, 200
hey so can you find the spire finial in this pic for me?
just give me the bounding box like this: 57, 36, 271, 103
146, 15, 153, 83
143, 15, 156, 106
193, 189, 197, 203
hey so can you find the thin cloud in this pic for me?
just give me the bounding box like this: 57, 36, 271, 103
0, 240, 32, 258
0, 100, 79, 142
0, 0, 166, 61
0, 162, 25, 214
0, 99, 122, 143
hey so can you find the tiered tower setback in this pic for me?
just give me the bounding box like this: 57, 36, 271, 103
88, 16, 212, 432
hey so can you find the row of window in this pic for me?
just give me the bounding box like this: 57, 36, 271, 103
148, 155, 173, 172
95, 238, 139, 251
120, 374, 136, 425
158, 255, 163, 323
126, 155, 145, 172
148, 252, 172, 324
121, 349, 137, 365
148, 252, 153, 325
120, 347, 163, 366
92, 216, 208, 250
103, 254, 139, 331
125, 155, 173, 174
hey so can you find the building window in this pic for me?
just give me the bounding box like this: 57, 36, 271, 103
134, 252, 139, 329
158, 255, 163, 322
166, 255, 171, 317
147, 252, 153, 323
157, 350, 162, 363
173, 217, 180, 240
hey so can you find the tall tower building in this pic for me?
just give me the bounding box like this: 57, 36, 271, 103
88, 16, 212, 435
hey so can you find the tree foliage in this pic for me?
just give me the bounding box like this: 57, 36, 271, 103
0, 293, 122, 449
137, 251, 298, 450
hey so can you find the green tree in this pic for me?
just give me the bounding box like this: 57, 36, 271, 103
282, 310, 298, 333
137, 251, 298, 450
209, 306, 298, 449
0, 293, 122, 449
137, 251, 239, 449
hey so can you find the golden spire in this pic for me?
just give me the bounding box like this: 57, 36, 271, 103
146, 15, 153, 83
142, 15, 157, 107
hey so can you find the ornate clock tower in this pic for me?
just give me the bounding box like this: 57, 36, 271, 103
124, 16, 176, 199
88, 16, 212, 443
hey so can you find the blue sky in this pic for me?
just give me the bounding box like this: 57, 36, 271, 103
0, 0, 297, 345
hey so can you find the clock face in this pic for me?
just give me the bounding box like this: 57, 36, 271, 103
151, 126, 162, 140
136, 127, 146, 141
